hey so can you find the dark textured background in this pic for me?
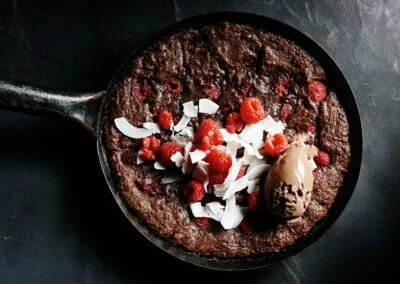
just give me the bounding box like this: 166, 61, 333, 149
0, 0, 399, 283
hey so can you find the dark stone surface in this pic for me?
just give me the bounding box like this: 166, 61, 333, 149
0, 0, 399, 282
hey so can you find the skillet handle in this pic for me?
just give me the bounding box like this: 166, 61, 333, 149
0, 80, 106, 136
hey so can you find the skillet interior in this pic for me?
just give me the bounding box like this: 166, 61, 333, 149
96, 12, 362, 270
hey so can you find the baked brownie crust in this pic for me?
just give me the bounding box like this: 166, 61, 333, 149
103, 23, 350, 257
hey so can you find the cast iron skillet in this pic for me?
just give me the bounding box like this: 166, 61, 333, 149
0, 12, 362, 270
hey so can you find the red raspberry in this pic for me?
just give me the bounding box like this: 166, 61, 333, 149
193, 217, 210, 230
275, 77, 290, 96
184, 181, 205, 203
165, 77, 182, 94
314, 150, 330, 167
279, 104, 293, 121
264, 133, 288, 157
157, 110, 173, 129
206, 82, 220, 100
221, 107, 230, 114
307, 124, 317, 133
158, 142, 182, 168
206, 149, 232, 174
236, 165, 246, 180
239, 219, 252, 233
307, 80, 327, 103
196, 119, 223, 150
240, 97, 265, 124
248, 190, 260, 210
140, 136, 161, 161
142, 79, 152, 97
209, 173, 228, 185
225, 112, 244, 134
142, 182, 161, 195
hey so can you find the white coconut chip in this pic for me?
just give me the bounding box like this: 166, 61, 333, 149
205, 202, 225, 221
247, 179, 260, 193
261, 115, 285, 136
174, 115, 191, 132
171, 152, 184, 167
114, 117, 152, 139
189, 149, 207, 164
226, 141, 238, 156
239, 122, 264, 148
154, 161, 166, 170
170, 134, 190, 147
161, 172, 180, 184
222, 176, 249, 200
180, 126, 195, 139
182, 142, 193, 174
247, 158, 267, 173
143, 122, 161, 134
199, 98, 219, 114
220, 195, 249, 230
182, 101, 199, 117
190, 202, 224, 222
246, 164, 270, 180
137, 150, 145, 165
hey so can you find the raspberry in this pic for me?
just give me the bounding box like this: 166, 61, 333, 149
236, 165, 246, 180
165, 77, 182, 94
158, 142, 182, 168
225, 112, 244, 134
307, 124, 317, 133
240, 97, 265, 124
157, 110, 173, 129
307, 80, 327, 103
142, 79, 152, 97
209, 173, 228, 185
248, 190, 260, 210
140, 136, 161, 161
193, 217, 210, 230
264, 133, 288, 157
196, 119, 223, 150
206, 82, 220, 100
279, 104, 293, 121
275, 77, 290, 96
142, 182, 161, 195
314, 150, 330, 167
239, 219, 252, 233
206, 149, 232, 174
221, 107, 230, 114
184, 181, 205, 203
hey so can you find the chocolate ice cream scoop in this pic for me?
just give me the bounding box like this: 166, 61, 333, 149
264, 134, 318, 220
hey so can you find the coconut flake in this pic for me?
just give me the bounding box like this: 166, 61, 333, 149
182, 142, 193, 174
183, 101, 199, 117
199, 98, 219, 114
143, 122, 161, 134
226, 141, 238, 156
189, 149, 207, 164
239, 122, 264, 148
170, 134, 190, 147
223, 176, 249, 200
174, 115, 191, 132
247, 179, 259, 193
261, 115, 285, 136
220, 195, 249, 229
161, 172, 180, 184
247, 158, 267, 173
190, 202, 225, 222
154, 161, 166, 170
171, 152, 184, 167
246, 164, 270, 180
114, 117, 152, 139
180, 126, 195, 139
195, 160, 210, 189
137, 151, 145, 165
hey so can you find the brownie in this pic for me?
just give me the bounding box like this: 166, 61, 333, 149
103, 23, 350, 258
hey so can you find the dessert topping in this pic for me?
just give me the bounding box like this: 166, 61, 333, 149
183, 101, 199, 117
307, 80, 327, 103
195, 119, 223, 150
199, 98, 219, 114
225, 112, 244, 134
240, 97, 265, 124
314, 150, 330, 167
157, 110, 173, 129
184, 181, 205, 203
279, 103, 293, 121
114, 117, 152, 139
158, 142, 183, 168
264, 133, 289, 157
165, 77, 182, 94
